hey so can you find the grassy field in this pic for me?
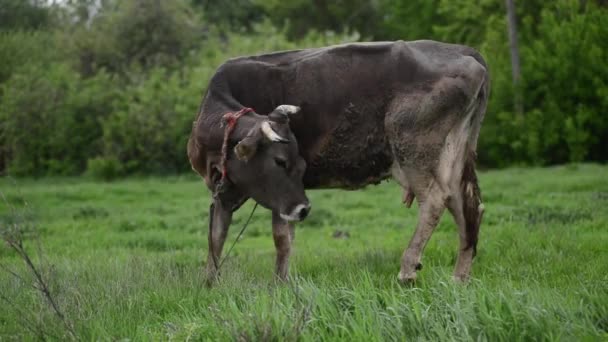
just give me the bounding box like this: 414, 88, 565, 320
1, 164, 607, 340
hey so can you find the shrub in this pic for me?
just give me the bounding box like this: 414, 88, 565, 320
86, 156, 124, 181
0, 64, 118, 176
100, 67, 200, 174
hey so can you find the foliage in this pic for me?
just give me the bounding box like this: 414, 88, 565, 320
1, 165, 607, 338
0, 0, 52, 31
256, 0, 383, 40
66, 0, 203, 76
377, 0, 444, 41
192, 0, 265, 32
0, 31, 60, 85
99, 68, 198, 174
86, 156, 124, 180
0, 64, 118, 176
520, 1, 608, 163
0, 0, 607, 176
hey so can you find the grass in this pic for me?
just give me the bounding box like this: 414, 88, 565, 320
1, 164, 607, 340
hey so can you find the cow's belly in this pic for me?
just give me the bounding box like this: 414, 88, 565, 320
301, 107, 393, 189
303, 150, 393, 189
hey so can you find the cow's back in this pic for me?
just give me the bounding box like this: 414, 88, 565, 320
200, 40, 486, 189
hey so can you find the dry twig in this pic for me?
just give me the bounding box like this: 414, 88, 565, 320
0, 182, 77, 340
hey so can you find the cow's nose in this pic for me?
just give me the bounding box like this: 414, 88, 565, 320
298, 204, 311, 220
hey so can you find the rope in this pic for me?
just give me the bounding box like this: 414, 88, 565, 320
211, 107, 256, 274
217, 202, 259, 271
219, 107, 254, 183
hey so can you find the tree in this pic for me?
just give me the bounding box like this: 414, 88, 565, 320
505, 0, 523, 116
0, 0, 52, 31
67, 0, 203, 76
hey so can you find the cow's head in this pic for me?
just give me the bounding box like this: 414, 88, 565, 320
225, 105, 310, 221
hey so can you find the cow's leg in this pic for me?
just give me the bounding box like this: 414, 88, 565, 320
205, 198, 233, 284
272, 212, 295, 281
447, 193, 474, 282
399, 180, 447, 283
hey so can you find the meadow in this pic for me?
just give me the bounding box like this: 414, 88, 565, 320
1, 164, 607, 340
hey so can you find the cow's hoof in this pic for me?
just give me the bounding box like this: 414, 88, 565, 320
204, 271, 219, 288
205, 276, 217, 288
273, 275, 290, 284
452, 274, 470, 284
398, 271, 417, 285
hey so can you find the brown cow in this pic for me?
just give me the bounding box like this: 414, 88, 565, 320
188, 40, 488, 284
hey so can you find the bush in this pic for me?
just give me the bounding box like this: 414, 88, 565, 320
68, 0, 203, 76
0, 63, 118, 176
86, 156, 124, 181
519, 0, 608, 164
100, 67, 199, 174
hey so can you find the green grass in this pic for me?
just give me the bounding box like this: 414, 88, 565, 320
1, 164, 607, 341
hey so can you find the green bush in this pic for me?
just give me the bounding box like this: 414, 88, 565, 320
519, 0, 608, 164
67, 0, 203, 76
0, 30, 59, 85
86, 156, 124, 181
0, 0, 52, 31
100, 67, 199, 174
0, 64, 118, 176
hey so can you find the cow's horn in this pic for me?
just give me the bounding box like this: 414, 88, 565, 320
261, 121, 289, 143
274, 105, 300, 115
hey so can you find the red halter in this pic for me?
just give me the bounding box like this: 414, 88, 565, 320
219, 107, 254, 182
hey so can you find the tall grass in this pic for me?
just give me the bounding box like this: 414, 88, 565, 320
1, 164, 607, 340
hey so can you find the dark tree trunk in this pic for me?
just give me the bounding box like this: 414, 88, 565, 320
505, 0, 523, 116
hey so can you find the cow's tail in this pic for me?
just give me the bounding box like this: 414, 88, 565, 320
461, 63, 488, 257
461, 151, 483, 256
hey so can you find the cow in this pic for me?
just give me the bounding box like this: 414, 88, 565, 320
188, 40, 488, 284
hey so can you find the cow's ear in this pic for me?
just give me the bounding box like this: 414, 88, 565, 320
234, 125, 262, 161
234, 140, 257, 161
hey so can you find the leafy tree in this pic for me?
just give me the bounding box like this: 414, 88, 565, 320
0, 31, 60, 85
0, 64, 118, 175
67, 0, 203, 76
192, 0, 265, 32
256, 0, 384, 40
520, 0, 608, 163
376, 0, 444, 40
0, 0, 51, 31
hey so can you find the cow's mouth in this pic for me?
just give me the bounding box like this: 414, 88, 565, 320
280, 203, 311, 222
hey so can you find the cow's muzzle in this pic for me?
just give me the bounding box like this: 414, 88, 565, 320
280, 203, 311, 222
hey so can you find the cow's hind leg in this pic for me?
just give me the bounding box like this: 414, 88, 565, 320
398, 175, 448, 283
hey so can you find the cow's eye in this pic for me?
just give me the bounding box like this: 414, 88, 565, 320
274, 157, 288, 169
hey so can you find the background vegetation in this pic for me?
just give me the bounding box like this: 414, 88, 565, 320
1, 2, 607, 340
0, 0, 606, 177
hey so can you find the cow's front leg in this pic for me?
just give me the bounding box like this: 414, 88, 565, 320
272, 212, 295, 281
205, 199, 233, 284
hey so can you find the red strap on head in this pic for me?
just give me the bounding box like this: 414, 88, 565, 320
219, 107, 254, 182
